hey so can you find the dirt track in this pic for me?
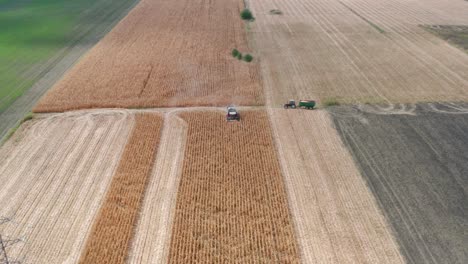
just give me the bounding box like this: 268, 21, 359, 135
249, 0, 468, 106
268, 109, 404, 263
0, 110, 134, 263
129, 111, 188, 263
34, 0, 262, 112
331, 103, 468, 264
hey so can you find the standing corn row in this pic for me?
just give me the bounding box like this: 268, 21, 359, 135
168, 110, 300, 263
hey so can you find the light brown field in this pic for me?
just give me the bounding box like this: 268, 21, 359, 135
268, 108, 405, 263
249, 0, 468, 106
79, 113, 163, 264
0, 110, 134, 263
168, 110, 300, 263
129, 111, 188, 263
34, 0, 262, 113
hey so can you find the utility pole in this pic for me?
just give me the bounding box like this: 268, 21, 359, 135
0, 234, 9, 264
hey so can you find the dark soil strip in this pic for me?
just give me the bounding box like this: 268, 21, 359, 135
79, 113, 163, 264
330, 104, 468, 264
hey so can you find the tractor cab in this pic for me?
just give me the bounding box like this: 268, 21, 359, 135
284, 99, 296, 109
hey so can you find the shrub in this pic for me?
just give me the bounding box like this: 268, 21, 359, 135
243, 54, 253, 62
240, 9, 254, 21
322, 98, 340, 107
232, 49, 240, 57
237, 53, 243, 60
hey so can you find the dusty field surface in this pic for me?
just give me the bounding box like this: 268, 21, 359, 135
331, 103, 468, 264
249, 0, 468, 106
168, 110, 300, 263
0, 0, 140, 142
34, 0, 262, 113
268, 108, 404, 263
0, 110, 134, 263
79, 113, 163, 264
129, 111, 188, 263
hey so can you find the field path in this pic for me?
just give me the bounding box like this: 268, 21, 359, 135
0, 110, 134, 264
129, 111, 188, 263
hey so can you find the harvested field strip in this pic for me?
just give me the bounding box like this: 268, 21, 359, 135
34, 0, 262, 112
79, 113, 163, 264
268, 109, 404, 263
0, 110, 134, 263
249, 0, 468, 106
168, 110, 300, 263
129, 112, 188, 263
331, 104, 468, 264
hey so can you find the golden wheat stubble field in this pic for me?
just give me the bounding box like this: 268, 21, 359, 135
34, 0, 262, 113
167, 110, 300, 263
0, 110, 134, 263
249, 0, 468, 106
79, 113, 163, 264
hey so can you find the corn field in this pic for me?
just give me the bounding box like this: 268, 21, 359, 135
168, 110, 300, 263
34, 0, 262, 113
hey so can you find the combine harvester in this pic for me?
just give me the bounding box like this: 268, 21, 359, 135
226, 106, 240, 121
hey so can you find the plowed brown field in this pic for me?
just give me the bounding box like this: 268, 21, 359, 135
79, 113, 163, 264
168, 110, 300, 263
0, 110, 134, 263
268, 109, 404, 263
34, 0, 262, 112
249, 0, 468, 106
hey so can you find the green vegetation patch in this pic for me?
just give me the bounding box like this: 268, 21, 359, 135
1, 111, 33, 145
0, 0, 138, 113
321, 97, 340, 107
240, 8, 254, 21
423, 25, 468, 53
